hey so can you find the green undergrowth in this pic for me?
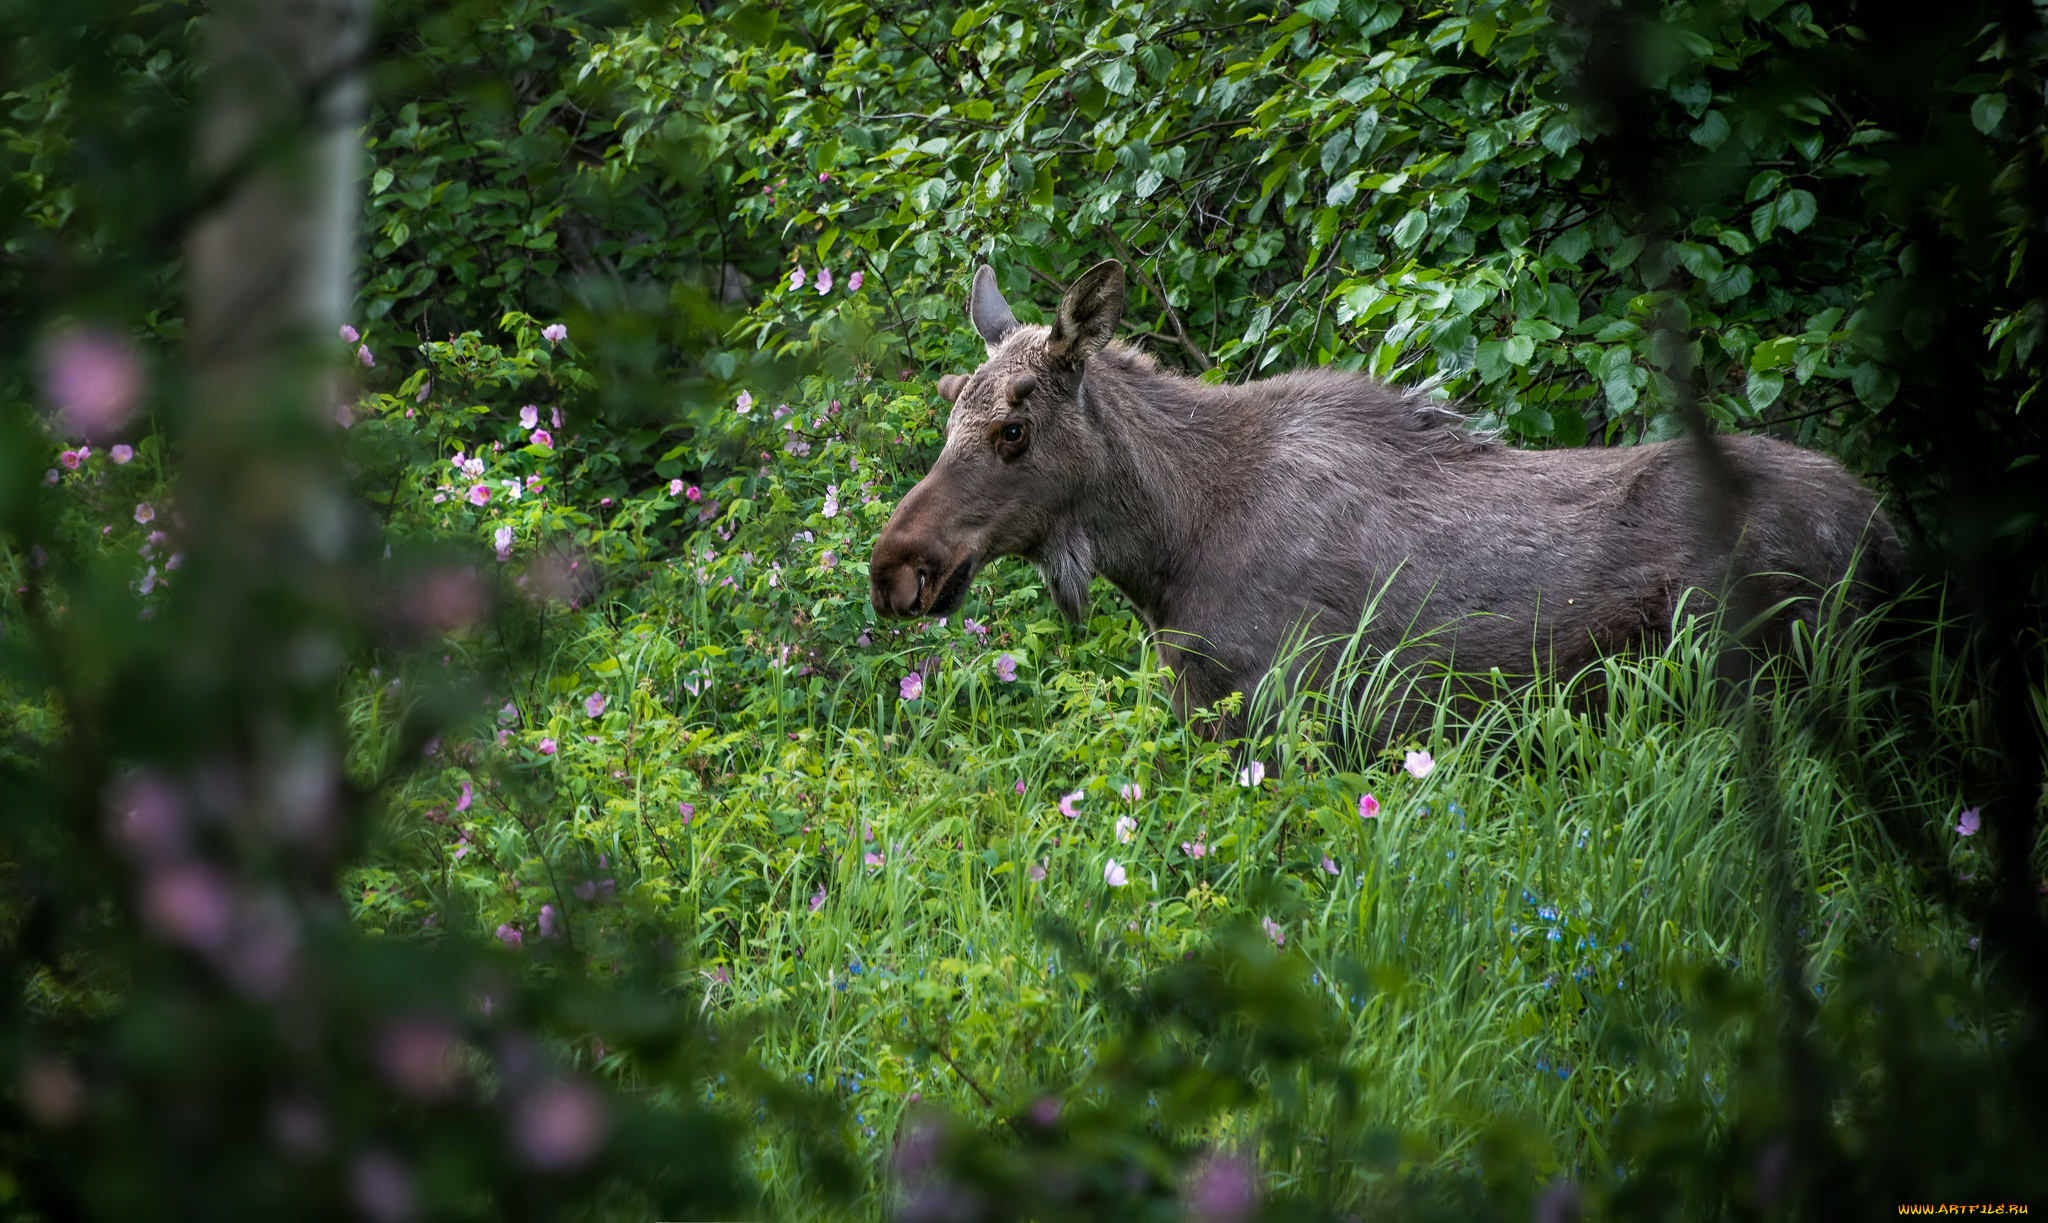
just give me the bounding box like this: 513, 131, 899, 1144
345, 566, 2008, 1210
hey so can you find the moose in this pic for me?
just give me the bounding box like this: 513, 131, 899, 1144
869, 260, 1904, 739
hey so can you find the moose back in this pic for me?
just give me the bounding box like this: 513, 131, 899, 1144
868, 260, 1903, 738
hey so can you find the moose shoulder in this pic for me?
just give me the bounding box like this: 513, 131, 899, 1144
869, 259, 1904, 739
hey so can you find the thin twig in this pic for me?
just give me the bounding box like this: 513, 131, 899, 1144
1098, 225, 1211, 370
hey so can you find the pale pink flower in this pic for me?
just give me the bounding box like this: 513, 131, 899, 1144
1321, 856, 1339, 875
1403, 750, 1435, 779
537, 738, 556, 756
995, 653, 1018, 682
822, 485, 839, 517
59, 449, 81, 470
520, 404, 539, 429
1119, 782, 1143, 802
467, 484, 490, 506
1114, 815, 1136, 843
456, 779, 473, 812
789, 265, 805, 291
551, 405, 563, 428
494, 525, 514, 562
1029, 859, 1047, 881
1358, 793, 1381, 820
678, 802, 695, 826
1957, 807, 1981, 837
1182, 840, 1207, 859
496, 923, 523, 949
43, 469, 57, 485
584, 691, 607, 718
340, 324, 360, 342
1059, 791, 1082, 819
541, 323, 568, 344
357, 343, 375, 367
1103, 859, 1128, 888
686, 485, 702, 501
1237, 761, 1266, 787
735, 390, 753, 414
1183, 1149, 1259, 1222
810, 886, 827, 912
669, 478, 685, 497
899, 671, 923, 700
864, 851, 884, 868
848, 270, 864, 292
375, 1017, 462, 1101
416, 380, 432, 402
1260, 915, 1284, 946
513, 1079, 610, 1171
110, 443, 133, 464
529, 429, 552, 449
1014, 780, 1027, 795
41, 326, 142, 438
133, 501, 155, 524
814, 267, 834, 294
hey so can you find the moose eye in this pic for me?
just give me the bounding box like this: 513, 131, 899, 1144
993, 418, 1031, 461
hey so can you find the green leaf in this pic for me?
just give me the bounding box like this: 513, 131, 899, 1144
1745, 369, 1785, 411
1689, 110, 1729, 150
1775, 189, 1818, 233
1094, 61, 1137, 97
1503, 333, 1536, 365
1850, 360, 1899, 408
1391, 209, 1428, 249
1971, 92, 2007, 135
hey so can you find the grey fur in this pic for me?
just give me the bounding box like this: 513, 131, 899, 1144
869, 261, 1906, 739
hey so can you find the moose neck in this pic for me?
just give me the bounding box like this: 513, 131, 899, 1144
1064, 349, 1249, 629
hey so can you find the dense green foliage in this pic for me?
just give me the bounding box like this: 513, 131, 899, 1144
3, 0, 2046, 1218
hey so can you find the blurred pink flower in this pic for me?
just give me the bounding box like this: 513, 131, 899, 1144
1183, 1149, 1259, 1223
467, 484, 490, 506
43, 469, 58, 485
1237, 761, 1265, 787
1321, 855, 1339, 875
1028, 859, 1047, 881
1403, 749, 1434, 779
357, 343, 375, 367
1115, 815, 1136, 843
899, 671, 923, 700
686, 485, 702, 501
1059, 791, 1082, 818
110, 443, 134, 464
494, 524, 514, 562
107, 771, 186, 863
455, 779, 473, 812
520, 404, 539, 429
818, 170, 831, 182
848, 270, 864, 292
864, 851, 884, 868
679, 801, 695, 826
59, 449, 82, 470
513, 1079, 610, 1171
735, 390, 753, 414
810, 885, 827, 912
668, 478, 685, 496
142, 862, 235, 953
375, 1017, 462, 1101
1119, 781, 1143, 802
1958, 807, 1981, 837
538, 904, 559, 937
20, 1058, 83, 1128
133, 501, 155, 524
496, 923, 523, 948
1182, 840, 1207, 858
1014, 779, 1027, 794
815, 267, 834, 294
537, 738, 556, 756
996, 653, 1017, 682
405, 566, 485, 631
1103, 858, 1128, 888
789, 265, 805, 291
1359, 793, 1381, 820
350, 1150, 415, 1223
1261, 915, 1284, 946
529, 429, 552, 449
541, 323, 568, 344
551, 405, 563, 428
584, 691, 607, 718
340, 324, 360, 343
40, 326, 141, 439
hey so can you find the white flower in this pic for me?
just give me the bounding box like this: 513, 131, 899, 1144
1237, 761, 1266, 787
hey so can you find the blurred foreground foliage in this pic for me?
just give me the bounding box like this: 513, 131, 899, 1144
1, 0, 2045, 1219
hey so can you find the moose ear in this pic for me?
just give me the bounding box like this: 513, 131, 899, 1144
935, 373, 968, 403
1046, 259, 1125, 365
968, 265, 1019, 350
